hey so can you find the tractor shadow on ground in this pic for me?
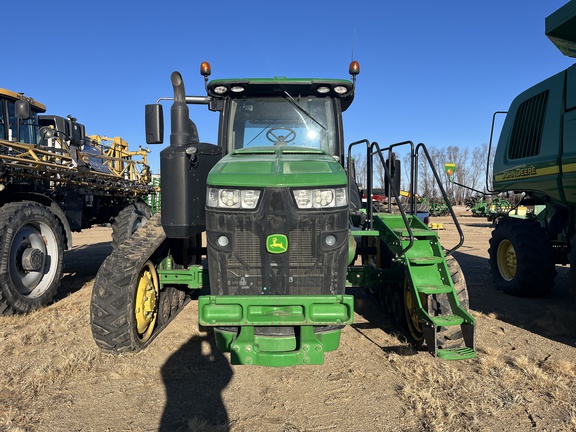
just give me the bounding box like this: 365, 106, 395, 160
160, 332, 233, 431
347, 287, 420, 356
453, 250, 576, 348
461, 222, 495, 228
54, 241, 112, 302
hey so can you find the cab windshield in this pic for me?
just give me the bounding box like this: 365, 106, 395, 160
4, 100, 40, 144
227, 96, 337, 154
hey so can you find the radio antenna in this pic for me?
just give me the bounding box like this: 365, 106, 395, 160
351, 28, 357, 61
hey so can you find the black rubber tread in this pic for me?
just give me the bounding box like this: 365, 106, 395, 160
488, 217, 556, 297
157, 286, 187, 327
429, 255, 470, 349
0, 201, 65, 315
90, 212, 170, 353
110, 201, 152, 250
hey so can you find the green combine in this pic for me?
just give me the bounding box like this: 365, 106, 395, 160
90, 60, 475, 365
488, 1, 576, 296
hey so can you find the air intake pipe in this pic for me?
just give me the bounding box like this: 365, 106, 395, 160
160, 71, 222, 239
170, 72, 190, 147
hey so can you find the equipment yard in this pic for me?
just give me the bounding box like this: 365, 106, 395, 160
1, 208, 574, 432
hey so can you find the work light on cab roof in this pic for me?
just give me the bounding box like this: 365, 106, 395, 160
200, 60, 361, 96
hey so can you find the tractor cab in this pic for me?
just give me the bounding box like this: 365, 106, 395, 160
0, 89, 46, 145
206, 76, 354, 159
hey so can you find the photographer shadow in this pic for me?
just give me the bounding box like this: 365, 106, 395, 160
160, 332, 233, 432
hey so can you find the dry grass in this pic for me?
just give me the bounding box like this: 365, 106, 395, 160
387, 343, 576, 432
0, 295, 101, 431
3, 301, 574, 432
1, 232, 576, 432
531, 305, 576, 337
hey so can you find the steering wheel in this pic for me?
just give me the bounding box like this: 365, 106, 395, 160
266, 127, 296, 146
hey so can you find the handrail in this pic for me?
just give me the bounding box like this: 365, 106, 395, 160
347, 139, 373, 229
415, 142, 464, 256
371, 141, 415, 258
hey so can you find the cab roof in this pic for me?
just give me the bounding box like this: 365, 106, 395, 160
207, 77, 355, 111
0, 88, 47, 112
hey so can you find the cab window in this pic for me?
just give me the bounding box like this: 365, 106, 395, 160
227, 96, 337, 155
8, 100, 39, 144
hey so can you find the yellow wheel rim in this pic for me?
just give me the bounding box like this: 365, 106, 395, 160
134, 261, 159, 342
497, 239, 516, 281
404, 280, 424, 343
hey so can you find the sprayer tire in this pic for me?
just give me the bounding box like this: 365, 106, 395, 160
0, 202, 65, 315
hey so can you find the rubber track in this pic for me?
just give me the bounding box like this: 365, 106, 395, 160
111, 201, 152, 250
431, 254, 469, 349
90, 213, 187, 353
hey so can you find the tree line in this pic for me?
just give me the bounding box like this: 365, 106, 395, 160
352, 143, 497, 206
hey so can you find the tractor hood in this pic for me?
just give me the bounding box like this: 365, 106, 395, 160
207, 146, 347, 188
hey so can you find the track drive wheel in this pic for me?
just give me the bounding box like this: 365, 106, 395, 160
404, 279, 424, 345
488, 217, 555, 296
134, 261, 160, 343
0, 202, 65, 315
91, 213, 169, 353
111, 201, 152, 249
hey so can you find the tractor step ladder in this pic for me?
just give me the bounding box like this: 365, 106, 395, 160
380, 215, 476, 360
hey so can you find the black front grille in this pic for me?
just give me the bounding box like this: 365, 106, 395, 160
206, 188, 348, 296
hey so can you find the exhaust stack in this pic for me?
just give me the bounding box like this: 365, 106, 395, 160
170, 72, 191, 147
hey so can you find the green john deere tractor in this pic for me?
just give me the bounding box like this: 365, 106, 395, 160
90, 60, 475, 365
488, 1, 576, 297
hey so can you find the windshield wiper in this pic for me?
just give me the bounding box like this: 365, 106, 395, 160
283, 91, 326, 130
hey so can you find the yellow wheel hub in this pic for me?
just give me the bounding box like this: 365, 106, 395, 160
497, 239, 516, 281
404, 280, 424, 343
134, 261, 159, 342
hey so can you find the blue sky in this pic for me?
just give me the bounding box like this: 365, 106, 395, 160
4, 1, 574, 173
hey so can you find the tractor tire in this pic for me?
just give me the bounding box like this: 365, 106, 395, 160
111, 201, 152, 250
91, 213, 170, 353
488, 217, 555, 296
0, 202, 65, 315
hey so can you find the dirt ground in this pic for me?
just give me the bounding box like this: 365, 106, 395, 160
1, 207, 575, 432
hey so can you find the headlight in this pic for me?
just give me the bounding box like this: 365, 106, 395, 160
207, 188, 261, 209
292, 187, 348, 209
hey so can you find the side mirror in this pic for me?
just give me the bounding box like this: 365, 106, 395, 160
71, 122, 83, 145
145, 104, 164, 144
15, 100, 30, 120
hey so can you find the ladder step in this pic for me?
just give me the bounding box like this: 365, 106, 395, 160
408, 256, 444, 265
437, 347, 476, 360
430, 315, 464, 327
417, 284, 453, 294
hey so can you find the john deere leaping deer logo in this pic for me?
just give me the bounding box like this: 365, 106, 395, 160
266, 234, 288, 254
